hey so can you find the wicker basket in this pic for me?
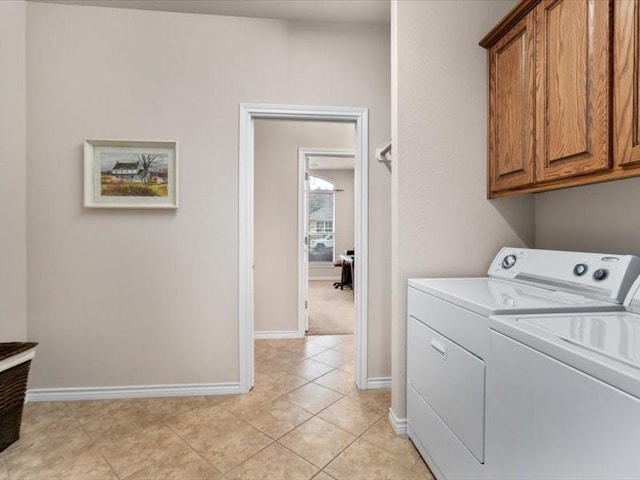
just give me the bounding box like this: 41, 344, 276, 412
0, 342, 37, 453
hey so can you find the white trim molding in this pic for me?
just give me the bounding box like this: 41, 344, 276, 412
239, 104, 369, 392
367, 376, 392, 389
388, 407, 407, 435
254, 330, 302, 340
27, 382, 241, 402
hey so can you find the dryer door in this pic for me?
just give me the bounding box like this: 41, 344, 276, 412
408, 316, 486, 462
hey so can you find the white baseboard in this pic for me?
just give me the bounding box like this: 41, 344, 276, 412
27, 382, 241, 402
388, 407, 407, 435
366, 376, 391, 389
308, 276, 340, 281
254, 330, 302, 340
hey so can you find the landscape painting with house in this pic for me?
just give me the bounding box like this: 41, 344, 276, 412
100, 150, 169, 197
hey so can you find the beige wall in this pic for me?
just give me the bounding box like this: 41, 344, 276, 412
254, 120, 354, 333
308, 168, 355, 280
288, 19, 393, 383
391, 0, 533, 418
26, 2, 391, 388
535, 178, 640, 256
0, 1, 28, 342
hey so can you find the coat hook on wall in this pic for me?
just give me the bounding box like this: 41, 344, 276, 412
376, 141, 392, 164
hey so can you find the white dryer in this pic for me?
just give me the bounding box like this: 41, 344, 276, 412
407, 248, 640, 480
486, 275, 640, 479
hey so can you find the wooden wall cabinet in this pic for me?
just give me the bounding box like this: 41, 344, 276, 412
534, 0, 611, 182
481, 0, 640, 198
488, 15, 535, 191
614, 0, 640, 168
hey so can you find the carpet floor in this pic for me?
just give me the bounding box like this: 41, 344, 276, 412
307, 280, 354, 335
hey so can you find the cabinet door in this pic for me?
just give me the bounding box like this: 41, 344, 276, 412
535, 0, 611, 182
488, 15, 536, 194
614, 0, 640, 168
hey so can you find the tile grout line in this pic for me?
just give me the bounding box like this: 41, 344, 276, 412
252, 371, 346, 416
216, 434, 276, 477
274, 436, 323, 476
91, 398, 227, 479
240, 400, 312, 442
93, 419, 159, 479
311, 375, 357, 396
160, 418, 226, 479
269, 387, 392, 474
305, 416, 361, 471
223, 336, 355, 478
358, 425, 424, 468
71, 408, 124, 480
196, 398, 286, 475
320, 411, 412, 478
77, 402, 156, 450
95, 445, 121, 480
285, 387, 347, 417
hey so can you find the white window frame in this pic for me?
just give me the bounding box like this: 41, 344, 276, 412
307, 180, 336, 264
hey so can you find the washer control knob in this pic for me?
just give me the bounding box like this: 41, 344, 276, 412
593, 268, 609, 281
573, 263, 588, 276
502, 254, 517, 269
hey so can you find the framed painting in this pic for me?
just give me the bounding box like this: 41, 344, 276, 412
84, 139, 179, 209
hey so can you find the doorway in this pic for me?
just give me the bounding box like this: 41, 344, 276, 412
299, 148, 355, 336
238, 104, 369, 392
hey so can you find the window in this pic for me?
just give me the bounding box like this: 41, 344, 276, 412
308, 175, 335, 263
315, 220, 333, 233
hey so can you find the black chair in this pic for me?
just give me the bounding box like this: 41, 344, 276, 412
333, 258, 353, 290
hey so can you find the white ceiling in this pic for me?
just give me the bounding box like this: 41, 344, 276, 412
308, 156, 354, 170
29, 0, 391, 25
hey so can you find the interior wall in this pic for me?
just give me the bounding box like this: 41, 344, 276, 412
308, 168, 355, 280
0, 1, 28, 342
391, 0, 533, 418
26, 2, 391, 388
535, 178, 640, 256
254, 120, 354, 333
287, 18, 392, 382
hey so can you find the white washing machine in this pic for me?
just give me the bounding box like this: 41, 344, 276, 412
407, 248, 640, 480
487, 275, 640, 479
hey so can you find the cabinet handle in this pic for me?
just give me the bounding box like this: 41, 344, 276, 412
430, 339, 447, 359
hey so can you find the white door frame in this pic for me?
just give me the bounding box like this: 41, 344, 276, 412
239, 103, 369, 392
297, 148, 355, 337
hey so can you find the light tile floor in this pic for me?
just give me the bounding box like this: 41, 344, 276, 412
0, 335, 434, 480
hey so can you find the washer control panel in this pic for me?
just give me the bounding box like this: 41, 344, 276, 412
488, 248, 640, 303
